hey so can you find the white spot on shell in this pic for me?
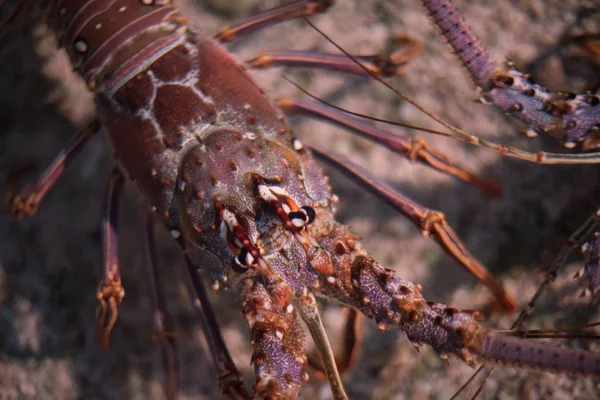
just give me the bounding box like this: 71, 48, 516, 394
74, 40, 88, 53
243, 132, 256, 140
523, 129, 538, 138
170, 229, 181, 239
352, 279, 359, 288
286, 304, 293, 314
267, 185, 287, 197
245, 252, 255, 266
293, 139, 303, 150
119, 6, 127, 12
142, 0, 153, 4
212, 281, 220, 291
258, 185, 276, 202
95, 23, 102, 30
222, 210, 238, 231
564, 140, 576, 149
291, 217, 305, 228
581, 242, 590, 253
275, 330, 284, 340
327, 276, 336, 284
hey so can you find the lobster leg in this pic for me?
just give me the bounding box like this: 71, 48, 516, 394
308, 143, 516, 311
144, 215, 179, 400
8, 120, 101, 218
279, 97, 501, 197
240, 275, 308, 399
96, 168, 125, 348
214, 0, 333, 42
245, 34, 422, 78
184, 254, 249, 399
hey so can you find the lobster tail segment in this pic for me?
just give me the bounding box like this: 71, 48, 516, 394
477, 332, 600, 377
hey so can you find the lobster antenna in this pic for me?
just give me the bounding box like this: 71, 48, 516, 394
452, 320, 600, 399
496, 320, 600, 337
281, 75, 455, 139
301, 17, 478, 142
470, 368, 494, 400
302, 16, 600, 165
449, 366, 485, 400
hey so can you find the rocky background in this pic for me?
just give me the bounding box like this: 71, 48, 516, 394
1, 0, 600, 399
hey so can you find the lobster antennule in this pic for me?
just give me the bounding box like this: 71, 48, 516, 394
476, 332, 600, 377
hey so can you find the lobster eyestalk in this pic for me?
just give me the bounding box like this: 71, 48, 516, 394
307, 211, 600, 378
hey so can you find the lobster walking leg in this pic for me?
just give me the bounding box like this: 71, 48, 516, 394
184, 254, 249, 399
8, 120, 101, 218
246, 35, 422, 78
144, 215, 178, 400
96, 168, 125, 348
279, 97, 501, 196
214, 0, 333, 42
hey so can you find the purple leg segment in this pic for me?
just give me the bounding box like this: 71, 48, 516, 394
214, 0, 333, 42
279, 97, 501, 197
144, 215, 179, 400
246, 35, 422, 78
184, 254, 249, 399
96, 168, 125, 349
8, 121, 101, 218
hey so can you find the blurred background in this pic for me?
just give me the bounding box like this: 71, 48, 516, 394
1, 0, 599, 398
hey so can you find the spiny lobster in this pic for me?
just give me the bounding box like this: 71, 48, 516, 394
0, 1, 599, 399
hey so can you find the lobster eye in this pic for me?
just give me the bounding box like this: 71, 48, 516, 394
231, 248, 252, 274
288, 210, 308, 230
301, 206, 316, 224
